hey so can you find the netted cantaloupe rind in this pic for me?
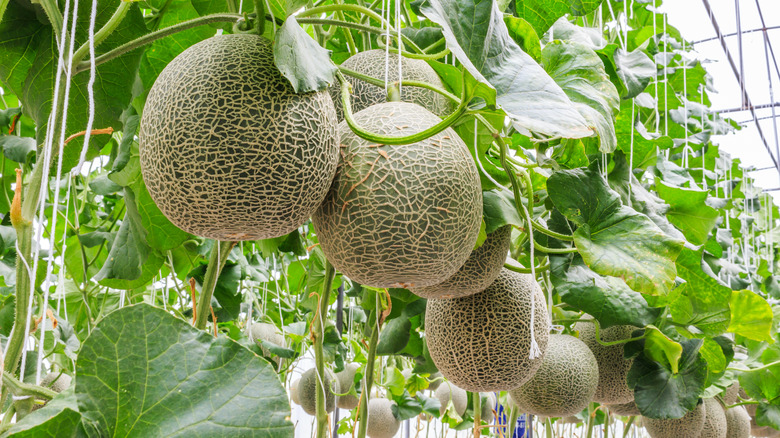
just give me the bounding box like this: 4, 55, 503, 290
299, 368, 339, 415
331, 50, 452, 119
699, 398, 727, 438
607, 400, 640, 416
575, 318, 636, 405
410, 225, 511, 299
425, 269, 549, 392
643, 402, 706, 438
336, 363, 360, 409
366, 398, 401, 438
140, 34, 338, 241
509, 334, 598, 418
313, 102, 482, 288
724, 406, 750, 438
435, 383, 468, 416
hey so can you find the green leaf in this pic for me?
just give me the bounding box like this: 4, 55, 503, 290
274, 17, 337, 93
643, 326, 682, 374
612, 47, 656, 99
671, 248, 731, 336
700, 338, 726, 374
266, 0, 307, 19
88, 175, 122, 196
727, 289, 774, 342
128, 178, 190, 251
189, 261, 242, 323
503, 15, 541, 61
628, 338, 707, 419
756, 403, 780, 430
551, 256, 660, 328
655, 180, 718, 246
419, 0, 592, 139
542, 40, 620, 153
515, 0, 604, 36
0, 135, 36, 163
418, 392, 442, 417
0, 388, 91, 438
76, 304, 293, 437
614, 99, 673, 169
548, 164, 684, 296
481, 189, 523, 234
386, 368, 406, 397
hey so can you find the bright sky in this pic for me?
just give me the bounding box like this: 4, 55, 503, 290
660, 0, 780, 201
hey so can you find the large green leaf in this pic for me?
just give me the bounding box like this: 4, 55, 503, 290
614, 99, 673, 169
643, 326, 682, 374
550, 256, 660, 328
671, 248, 731, 336
542, 40, 619, 152
515, 0, 604, 36
655, 180, 719, 246
0, 0, 146, 167
628, 338, 707, 419
481, 189, 523, 234
547, 164, 684, 296
189, 260, 243, 323
727, 289, 774, 342
76, 304, 293, 437
612, 47, 656, 99
419, 0, 592, 139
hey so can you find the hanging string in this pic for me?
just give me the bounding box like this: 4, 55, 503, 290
382, 0, 391, 94
395, 0, 402, 97
701, 87, 707, 190
628, 101, 635, 205
73, 0, 100, 175
652, 3, 660, 135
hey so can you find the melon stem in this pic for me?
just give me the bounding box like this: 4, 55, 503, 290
313, 261, 336, 438
194, 240, 236, 330
472, 393, 481, 438
252, 0, 265, 35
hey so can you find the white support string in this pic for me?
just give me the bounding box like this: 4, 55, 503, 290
395, 0, 402, 97
74, 0, 99, 175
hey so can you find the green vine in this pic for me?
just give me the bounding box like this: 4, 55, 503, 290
312, 262, 336, 438
194, 240, 236, 330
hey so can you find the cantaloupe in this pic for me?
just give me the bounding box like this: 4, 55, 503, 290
725, 406, 750, 438
331, 50, 452, 119
508, 334, 598, 418
313, 102, 482, 288
428, 372, 443, 391
425, 269, 549, 392
700, 398, 727, 438
643, 401, 706, 438
366, 398, 401, 438
575, 318, 636, 405
607, 401, 640, 416
435, 383, 467, 417
298, 368, 339, 415
250, 322, 286, 364
140, 34, 338, 240
290, 378, 301, 405
480, 393, 496, 421
336, 363, 360, 409
409, 226, 511, 299
723, 382, 740, 405
40, 372, 72, 393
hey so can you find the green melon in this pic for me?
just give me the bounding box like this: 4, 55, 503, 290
575, 318, 636, 404
410, 226, 512, 299
290, 378, 301, 405
312, 102, 482, 288
140, 34, 338, 241
509, 334, 598, 418
643, 401, 706, 438
336, 363, 360, 410
298, 368, 339, 415
725, 406, 750, 438
607, 401, 640, 416
425, 269, 549, 392
250, 322, 286, 364
40, 372, 72, 393
366, 398, 401, 438
480, 393, 496, 421
331, 50, 452, 119
435, 383, 468, 416
700, 398, 727, 438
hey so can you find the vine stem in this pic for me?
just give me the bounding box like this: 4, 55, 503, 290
338, 71, 467, 145
252, 0, 265, 35
194, 240, 235, 330
39, 0, 63, 43
545, 417, 553, 438
728, 360, 780, 373
622, 416, 635, 438
555, 318, 646, 346
2, 371, 58, 400
504, 261, 550, 274
506, 406, 519, 438
312, 262, 336, 438
357, 292, 381, 438
338, 66, 461, 104
70, 1, 132, 69
73, 13, 242, 74
472, 393, 481, 438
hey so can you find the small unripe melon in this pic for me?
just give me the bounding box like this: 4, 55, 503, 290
290, 378, 301, 405
607, 401, 640, 416
575, 318, 636, 404
410, 226, 511, 299
480, 393, 496, 421
40, 372, 72, 393
723, 382, 740, 405
509, 334, 598, 418
366, 398, 401, 438
250, 322, 286, 364
313, 102, 482, 288
298, 368, 339, 415
435, 383, 467, 416
425, 269, 549, 392
331, 50, 452, 119
700, 398, 727, 438
140, 34, 338, 240
643, 401, 706, 438
336, 363, 360, 409
725, 406, 750, 438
